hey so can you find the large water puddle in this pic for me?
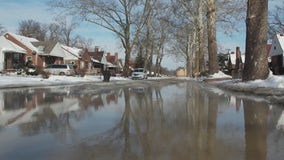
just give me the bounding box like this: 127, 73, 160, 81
0, 81, 283, 160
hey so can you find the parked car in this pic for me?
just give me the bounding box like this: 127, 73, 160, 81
131, 68, 148, 80
44, 64, 75, 76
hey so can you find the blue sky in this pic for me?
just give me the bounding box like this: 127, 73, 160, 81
0, 0, 282, 70
0, 0, 121, 54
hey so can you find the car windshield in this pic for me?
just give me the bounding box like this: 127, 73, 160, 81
134, 69, 144, 72
68, 64, 74, 69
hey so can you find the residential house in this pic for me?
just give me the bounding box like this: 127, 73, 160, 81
0, 32, 38, 72
61, 45, 84, 72
32, 41, 64, 68
0, 32, 88, 73
105, 52, 120, 75
33, 42, 87, 71
86, 47, 104, 74
86, 47, 121, 75
269, 34, 284, 75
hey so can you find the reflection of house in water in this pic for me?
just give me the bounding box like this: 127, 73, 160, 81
79, 90, 120, 111
0, 87, 122, 128
0, 88, 76, 127
3, 91, 36, 110
18, 97, 80, 136
106, 91, 119, 104
79, 94, 104, 110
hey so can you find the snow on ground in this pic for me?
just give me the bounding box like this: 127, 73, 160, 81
0, 71, 284, 89
210, 71, 284, 89
0, 74, 131, 88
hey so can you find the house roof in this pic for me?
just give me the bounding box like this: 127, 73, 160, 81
87, 50, 104, 61
106, 54, 117, 64
0, 36, 27, 54
32, 41, 57, 55
6, 32, 39, 53
61, 45, 82, 60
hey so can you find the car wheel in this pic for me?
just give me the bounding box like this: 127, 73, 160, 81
59, 72, 65, 75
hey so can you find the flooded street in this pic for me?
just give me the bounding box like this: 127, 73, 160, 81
0, 80, 283, 160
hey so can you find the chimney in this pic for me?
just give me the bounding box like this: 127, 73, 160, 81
94, 46, 99, 52
236, 46, 241, 69
115, 52, 118, 61
236, 46, 241, 59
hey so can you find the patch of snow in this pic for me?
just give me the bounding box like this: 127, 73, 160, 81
210, 71, 232, 79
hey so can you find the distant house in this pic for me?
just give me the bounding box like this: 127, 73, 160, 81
86, 47, 121, 75
227, 47, 245, 79
176, 67, 186, 77
269, 34, 284, 75
86, 47, 104, 74
105, 52, 119, 75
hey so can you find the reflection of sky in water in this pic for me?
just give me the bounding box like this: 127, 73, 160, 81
73, 102, 125, 140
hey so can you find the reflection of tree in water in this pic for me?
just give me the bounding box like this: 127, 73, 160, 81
19, 107, 58, 136
51, 82, 223, 160
243, 99, 269, 160
18, 106, 77, 142
61, 86, 162, 160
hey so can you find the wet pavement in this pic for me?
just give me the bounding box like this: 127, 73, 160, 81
0, 80, 283, 160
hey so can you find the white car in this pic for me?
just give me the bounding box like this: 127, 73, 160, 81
44, 64, 75, 76
131, 68, 148, 80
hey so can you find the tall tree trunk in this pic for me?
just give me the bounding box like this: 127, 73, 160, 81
123, 25, 131, 76
186, 33, 191, 77
243, 0, 269, 81
207, 0, 218, 75
196, 0, 205, 75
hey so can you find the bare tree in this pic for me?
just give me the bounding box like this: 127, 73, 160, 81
17, 19, 47, 41
268, 1, 284, 38
72, 35, 94, 49
215, 0, 246, 34
134, 0, 169, 76
54, 16, 79, 46
243, 0, 269, 81
170, 0, 205, 77
47, 23, 62, 42
0, 24, 6, 35
48, 0, 149, 76
206, 0, 218, 74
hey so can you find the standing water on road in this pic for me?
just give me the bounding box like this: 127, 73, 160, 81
0, 81, 283, 160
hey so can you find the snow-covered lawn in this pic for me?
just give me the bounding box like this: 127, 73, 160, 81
0, 74, 131, 88
209, 71, 284, 89
1, 71, 284, 90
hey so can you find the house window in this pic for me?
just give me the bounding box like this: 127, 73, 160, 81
26, 56, 32, 62
274, 46, 276, 50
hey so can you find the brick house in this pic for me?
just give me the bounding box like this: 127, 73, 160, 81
0, 32, 39, 71
0, 32, 90, 73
